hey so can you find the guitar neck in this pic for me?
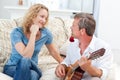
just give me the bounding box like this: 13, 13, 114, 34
71, 48, 105, 72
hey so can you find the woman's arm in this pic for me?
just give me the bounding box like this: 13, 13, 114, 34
15, 25, 39, 58
46, 43, 63, 63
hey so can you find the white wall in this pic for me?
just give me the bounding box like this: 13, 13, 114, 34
0, 0, 20, 19
0, 0, 11, 19
0, 0, 94, 19
98, 0, 120, 49
0, 0, 28, 19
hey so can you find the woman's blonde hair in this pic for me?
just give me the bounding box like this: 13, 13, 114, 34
22, 3, 49, 34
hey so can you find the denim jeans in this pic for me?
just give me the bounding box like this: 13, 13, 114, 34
3, 58, 42, 80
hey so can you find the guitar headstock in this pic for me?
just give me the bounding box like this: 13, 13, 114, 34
88, 48, 105, 60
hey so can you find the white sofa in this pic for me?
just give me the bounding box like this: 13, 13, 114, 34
0, 17, 116, 80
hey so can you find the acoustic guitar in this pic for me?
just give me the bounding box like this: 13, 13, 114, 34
64, 48, 105, 80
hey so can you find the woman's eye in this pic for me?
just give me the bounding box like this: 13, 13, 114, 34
40, 15, 44, 18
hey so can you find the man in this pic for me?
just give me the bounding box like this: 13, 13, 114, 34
55, 13, 113, 80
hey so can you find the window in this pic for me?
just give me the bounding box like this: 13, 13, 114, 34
28, 0, 94, 14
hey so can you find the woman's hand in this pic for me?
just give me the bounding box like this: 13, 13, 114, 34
30, 24, 40, 35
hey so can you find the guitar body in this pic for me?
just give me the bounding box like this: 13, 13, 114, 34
64, 66, 84, 80
64, 48, 105, 80
71, 67, 84, 80
64, 67, 74, 80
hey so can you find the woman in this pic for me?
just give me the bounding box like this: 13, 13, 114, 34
3, 3, 63, 80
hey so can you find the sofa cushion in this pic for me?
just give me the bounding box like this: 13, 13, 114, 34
0, 52, 7, 72
13, 17, 23, 27
0, 72, 13, 80
62, 18, 73, 38
0, 19, 16, 54
40, 68, 60, 80
59, 39, 70, 56
0, 19, 16, 72
38, 55, 60, 80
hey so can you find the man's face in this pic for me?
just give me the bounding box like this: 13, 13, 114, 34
71, 18, 81, 38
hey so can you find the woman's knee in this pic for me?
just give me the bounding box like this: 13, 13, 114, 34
18, 58, 31, 67
21, 58, 30, 64
16, 57, 31, 71
31, 70, 40, 80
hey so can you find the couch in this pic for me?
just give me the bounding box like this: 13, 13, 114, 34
0, 17, 116, 80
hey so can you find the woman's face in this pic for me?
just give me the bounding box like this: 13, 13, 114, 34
33, 9, 48, 29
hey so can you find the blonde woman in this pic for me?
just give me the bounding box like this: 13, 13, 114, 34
3, 4, 63, 80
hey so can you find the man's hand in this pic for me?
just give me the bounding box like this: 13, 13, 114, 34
55, 64, 66, 78
78, 56, 92, 71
